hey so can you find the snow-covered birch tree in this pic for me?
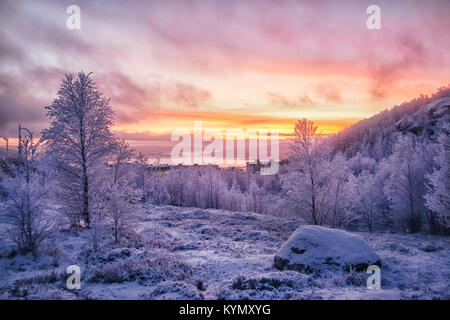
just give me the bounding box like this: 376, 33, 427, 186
42, 72, 116, 227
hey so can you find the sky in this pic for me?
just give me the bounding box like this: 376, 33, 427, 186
0, 0, 449, 161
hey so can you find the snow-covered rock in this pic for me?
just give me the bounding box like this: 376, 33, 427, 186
396, 97, 450, 137
274, 225, 380, 273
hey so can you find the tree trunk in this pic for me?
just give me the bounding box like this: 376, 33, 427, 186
82, 164, 90, 227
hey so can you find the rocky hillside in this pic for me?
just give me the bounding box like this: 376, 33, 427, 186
330, 86, 450, 159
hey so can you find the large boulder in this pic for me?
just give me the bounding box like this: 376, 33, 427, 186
274, 225, 381, 273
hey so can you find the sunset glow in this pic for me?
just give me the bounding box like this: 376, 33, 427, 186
1, 0, 449, 160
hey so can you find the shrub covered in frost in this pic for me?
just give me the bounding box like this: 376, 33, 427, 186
141, 281, 203, 300
87, 249, 194, 285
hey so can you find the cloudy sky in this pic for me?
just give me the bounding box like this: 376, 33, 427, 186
1, 0, 449, 159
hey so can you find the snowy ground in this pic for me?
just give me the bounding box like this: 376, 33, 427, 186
0, 205, 449, 300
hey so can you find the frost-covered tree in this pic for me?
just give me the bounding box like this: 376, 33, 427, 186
165, 168, 189, 206
103, 181, 141, 245
147, 170, 169, 205
135, 152, 150, 203
285, 119, 330, 225
349, 167, 391, 232
383, 134, 435, 233
327, 153, 353, 227
108, 139, 135, 185
348, 152, 376, 176
425, 124, 450, 234
222, 182, 243, 212
198, 166, 223, 209
102, 140, 141, 244
88, 191, 108, 252
236, 170, 251, 193
186, 168, 202, 207
42, 72, 116, 227
1, 129, 54, 255
246, 181, 266, 213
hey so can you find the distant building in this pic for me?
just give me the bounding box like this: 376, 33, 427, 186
245, 159, 289, 174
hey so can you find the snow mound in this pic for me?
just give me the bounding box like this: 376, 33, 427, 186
274, 225, 380, 273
